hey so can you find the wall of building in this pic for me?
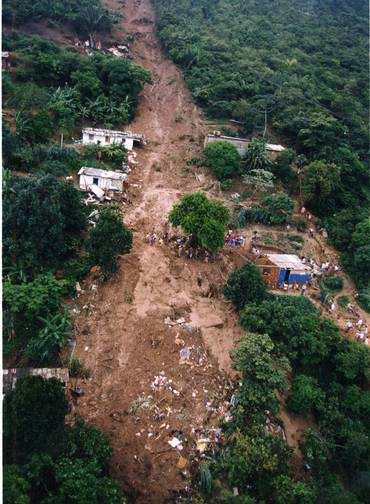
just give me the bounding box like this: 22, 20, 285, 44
204, 135, 250, 156
82, 131, 134, 150
79, 174, 123, 192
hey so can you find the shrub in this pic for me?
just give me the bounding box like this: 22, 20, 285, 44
223, 262, 268, 310
287, 374, 325, 416
204, 140, 241, 181
263, 192, 294, 225
323, 275, 343, 291
295, 218, 307, 232
69, 357, 91, 379
86, 206, 133, 278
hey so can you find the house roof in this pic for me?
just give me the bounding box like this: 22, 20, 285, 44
266, 143, 285, 152
82, 127, 145, 142
3, 368, 69, 394
206, 133, 249, 143
266, 253, 311, 272
78, 167, 127, 181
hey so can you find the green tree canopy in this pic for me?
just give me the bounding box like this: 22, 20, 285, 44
4, 376, 68, 465
86, 206, 133, 277
169, 192, 229, 252
223, 262, 267, 310
302, 161, 341, 216
3, 174, 87, 276
244, 138, 272, 172
203, 140, 241, 181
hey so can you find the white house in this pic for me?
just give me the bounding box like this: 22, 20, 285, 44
78, 167, 127, 194
82, 127, 146, 151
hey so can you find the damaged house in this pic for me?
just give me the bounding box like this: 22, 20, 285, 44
257, 253, 312, 287
82, 127, 146, 151
78, 167, 127, 198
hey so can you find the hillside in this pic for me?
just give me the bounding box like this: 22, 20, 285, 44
153, 0, 370, 299
3, 0, 370, 503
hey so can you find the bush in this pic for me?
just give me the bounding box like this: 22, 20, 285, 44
86, 206, 133, 278
323, 275, 343, 291
263, 192, 294, 225
223, 262, 268, 310
204, 140, 241, 181
287, 374, 325, 416
69, 357, 91, 379
295, 218, 308, 232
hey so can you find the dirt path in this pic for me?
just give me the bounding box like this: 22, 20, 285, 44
72, 1, 243, 501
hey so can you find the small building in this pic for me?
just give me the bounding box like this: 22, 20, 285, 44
204, 132, 250, 156
78, 167, 127, 194
204, 132, 285, 158
257, 253, 312, 287
3, 368, 69, 395
82, 127, 146, 151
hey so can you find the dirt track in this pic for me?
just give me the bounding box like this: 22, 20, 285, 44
72, 1, 244, 501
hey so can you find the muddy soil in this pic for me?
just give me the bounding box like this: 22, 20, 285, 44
70, 0, 369, 501
72, 1, 243, 501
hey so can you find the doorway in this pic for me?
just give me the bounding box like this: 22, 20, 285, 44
284, 268, 291, 283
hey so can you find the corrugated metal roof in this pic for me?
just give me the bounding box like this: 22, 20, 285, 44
266, 253, 311, 272
266, 143, 285, 152
78, 167, 127, 180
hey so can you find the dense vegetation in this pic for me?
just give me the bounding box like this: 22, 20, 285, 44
3, 0, 117, 40
4, 375, 126, 503
3, 33, 151, 172
3, 173, 133, 364
154, 0, 369, 302
203, 265, 370, 502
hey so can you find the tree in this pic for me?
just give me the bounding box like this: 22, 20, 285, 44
86, 206, 132, 278
218, 427, 292, 499
239, 297, 340, 373
223, 262, 267, 310
3, 274, 68, 350
242, 169, 275, 197
302, 161, 341, 216
66, 418, 113, 469
203, 140, 241, 181
4, 376, 68, 465
263, 192, 294, 225
3, 465, 30, 504
287, 374, 325, 416
272, 148, 297, 189
232, 333, 290, 419
169, 192, 229, 252
53, 458, 125, 503
3, 174, 87, 274
273, 475, 317, 504
244, 138, 272, 171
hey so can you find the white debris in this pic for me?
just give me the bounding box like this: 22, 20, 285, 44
168, 437, 183, 450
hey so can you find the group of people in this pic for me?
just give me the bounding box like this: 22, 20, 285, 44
225, 230, 245, 247
280, 282, 309, 296
345, 319, 369, 346
300, 256, 340, 277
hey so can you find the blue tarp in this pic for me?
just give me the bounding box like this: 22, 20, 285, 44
277, 268, 311, 285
